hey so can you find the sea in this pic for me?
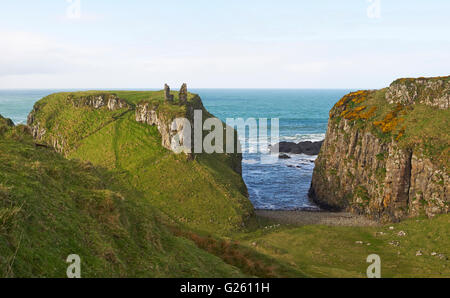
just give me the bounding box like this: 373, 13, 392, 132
0, 88, 352, 210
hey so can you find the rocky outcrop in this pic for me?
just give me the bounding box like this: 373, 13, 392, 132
310, 77, 449, 222
135, 101, 192, 153
27, 109, 46, 140
386, 77, 449, 109
27, 93, 131, 153
271, 141, 323, 156
135, 84, 201, 155
70, 93, 130, 110
135, 84, 243, 174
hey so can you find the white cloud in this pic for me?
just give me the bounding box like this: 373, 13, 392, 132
0, 31, 107, 77
0, 31, 449, 89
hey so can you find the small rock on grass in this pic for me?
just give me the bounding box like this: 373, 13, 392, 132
397, 231, 407, 237
416, 250, 423, 256
389, 241, 400, 247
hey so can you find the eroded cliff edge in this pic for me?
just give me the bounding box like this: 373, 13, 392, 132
310, 76, 449, 222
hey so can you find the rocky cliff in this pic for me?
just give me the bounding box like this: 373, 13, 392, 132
310, 76, 449, 222
134, 86, 204, 156
134, 85, 242, 174
386, 77, 449, 109
27, 87, 243, 174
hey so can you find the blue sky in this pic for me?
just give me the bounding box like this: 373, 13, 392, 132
0, 0, 449, 89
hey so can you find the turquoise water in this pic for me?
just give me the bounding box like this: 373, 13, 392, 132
0, 88, 351, 210
193, 89, 352, 210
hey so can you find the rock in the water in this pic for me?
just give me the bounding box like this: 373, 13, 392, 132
271, 140, 323, 156
279, 153, 291, 159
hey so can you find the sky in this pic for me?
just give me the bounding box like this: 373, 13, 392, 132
0, 0, 449, 89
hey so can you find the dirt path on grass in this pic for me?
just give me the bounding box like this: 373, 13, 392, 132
255, 210, 379, 227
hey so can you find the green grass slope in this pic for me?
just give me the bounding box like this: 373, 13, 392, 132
70, 112, 252, 234
0, 117, 246, 277
27, 91, 253, 234
239, 214, 449, 278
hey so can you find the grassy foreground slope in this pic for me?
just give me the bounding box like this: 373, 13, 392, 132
0, 115, 246, 277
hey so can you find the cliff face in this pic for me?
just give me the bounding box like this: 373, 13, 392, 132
310, 76, 449, 222
135, 94, 204, 155
134, 93, 243, 174
386, 77, 449, 109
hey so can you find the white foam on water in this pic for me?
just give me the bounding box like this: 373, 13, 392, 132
242, 159, 259, 165
279, 133, 325, 143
